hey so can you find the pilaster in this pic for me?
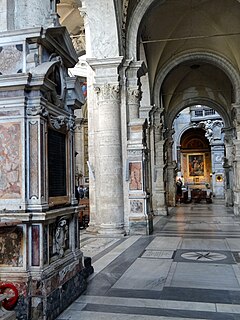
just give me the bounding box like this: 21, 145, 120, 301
222, 127, 235, 206
231, 103, 240, 214
151, 108, 167, 215
127, 119, 153, 234
126, 61, 147, 122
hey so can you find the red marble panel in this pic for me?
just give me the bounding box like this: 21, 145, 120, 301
129, 162, 142, 190
29, 122, 39, 198
32, 225, 40, 266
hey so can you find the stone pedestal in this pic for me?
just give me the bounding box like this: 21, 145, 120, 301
127, 119, 153, 234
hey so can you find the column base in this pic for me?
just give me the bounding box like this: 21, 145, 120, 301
129, 213, 153, 235
154, 207, 168, 216
234, 202, 240, 215
97, 223, 126, 236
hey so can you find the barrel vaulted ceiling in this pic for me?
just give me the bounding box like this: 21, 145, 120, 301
58, 0, 240, 116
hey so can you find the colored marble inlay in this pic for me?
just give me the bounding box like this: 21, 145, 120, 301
29, 122, 39, 198
0, 122, 22, 199
129, 162, 142, 190
32, 225, 40, 266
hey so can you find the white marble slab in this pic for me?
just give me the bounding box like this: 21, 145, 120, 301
180, 238, 228, 250
142, 250, 174, 259
81, 237, 120, 258
77, 295, 216, 312
58, 311, 208, 320
146, 237, 182, 251
168, 262, 240, 290
112, 258, 172, 291
226, 238, 240, 251
89, 236, 141, 279
216, 303, 240, 314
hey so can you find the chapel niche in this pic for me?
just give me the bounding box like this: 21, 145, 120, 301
180, 128, 212, 187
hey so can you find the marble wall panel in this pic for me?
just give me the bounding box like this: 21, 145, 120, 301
32, 225, 40, 266
0, 44, 23, 74
29, 121, 39, 199
0, 122, 22, 199
43, 225, 48, 265
0, 227, 23, 267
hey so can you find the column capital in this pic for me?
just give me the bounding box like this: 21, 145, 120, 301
94, 83, 120, 101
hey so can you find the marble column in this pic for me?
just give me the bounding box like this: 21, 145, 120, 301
88, 57, 124, 234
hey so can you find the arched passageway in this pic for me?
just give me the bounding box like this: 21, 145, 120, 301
79, 0, 240, 235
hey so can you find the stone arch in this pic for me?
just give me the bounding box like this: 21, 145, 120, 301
126, 0, 166, 59
167, 97, 231, 130
153, 51, 240, 106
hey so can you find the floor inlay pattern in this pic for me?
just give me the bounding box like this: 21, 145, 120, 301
174, 249, 235, 264
181, 251, 227, 262
57, 202, 240, 320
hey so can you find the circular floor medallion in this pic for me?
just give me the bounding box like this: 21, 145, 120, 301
181, 251, 227, 262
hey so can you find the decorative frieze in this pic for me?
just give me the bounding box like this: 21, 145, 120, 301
26, 106, 48, 117
128, 149, 143, 156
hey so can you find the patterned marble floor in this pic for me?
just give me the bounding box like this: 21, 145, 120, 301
57, 201, 240, 319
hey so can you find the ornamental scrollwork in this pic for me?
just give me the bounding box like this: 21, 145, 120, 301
199, 119, 224, 142
66, 115, 76, 131
26, 106, 49, 117
50, 115, 66, 129
127, 87, 141, 104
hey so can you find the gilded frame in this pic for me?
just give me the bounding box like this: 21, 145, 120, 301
188, 153, 205, 177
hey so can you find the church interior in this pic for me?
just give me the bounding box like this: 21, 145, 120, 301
1, 0, 240, 319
